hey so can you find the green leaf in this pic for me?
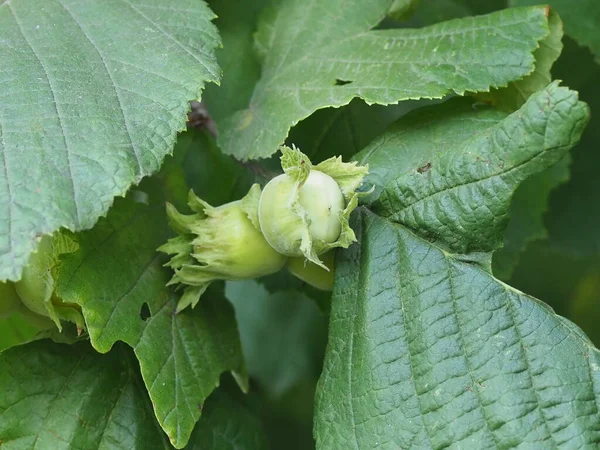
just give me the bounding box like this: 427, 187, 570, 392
492, 155, 570, 280
315, 208, 600, 448
506, 38, 600, 345
511, 0, 600, 62
0, 311, 48, 353
226, 280, 327, 397
477, 10, 564, 111
367, 82, 588, 255
542, 39, 600, 258
0, 341, 172, 449
0, 0, 220, 282
217, 4, 552, 160
54, 189, 245, 449
355, 98, 507, 202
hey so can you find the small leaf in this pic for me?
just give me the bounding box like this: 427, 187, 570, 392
217, 4, 552, 160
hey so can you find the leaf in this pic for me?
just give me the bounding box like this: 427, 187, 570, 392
367, 82, 589, 255
54, 188, 245, 449
0, 341, 172, 449
542, 38, 600, 257
0, 312, 47, 353
0, 0, 221, 282
492, 155, 570, 280
217, 4, 552, 160
477, 10, 564, 111
511, 0, 600, 62
506, 38, 600, 344
315, 208, 600, 448
185, 385, 269, 450
226, 280, 327, 397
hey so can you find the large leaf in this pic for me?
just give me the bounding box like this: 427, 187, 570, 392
507, 38, 600, 344
217, 3, 552, 160
0, 341, 172, 449
315, 208, 600, 448
511, 0, 600, 62
0, 0, 220, 282
0, 341, 266, 450
367, 82, 588, 255
53, 185, 245, 449
315, 83, 595, 447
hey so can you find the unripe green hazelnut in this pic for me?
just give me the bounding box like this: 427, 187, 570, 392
14, 234, 85, 332
257, 145, 370, 269
159, 184, 287, 312
259, 170, 345, 257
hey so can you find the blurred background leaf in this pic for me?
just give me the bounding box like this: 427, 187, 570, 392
508, 37, 600, 346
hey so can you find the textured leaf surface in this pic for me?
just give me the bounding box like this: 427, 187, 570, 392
477, 10, 563, 111
217, 3, 551, 160
54, 189, 245, 448
0, 0, 220, 282
315, 208, 600, 449
511, 0, 600, 62
364, 83, 588, 255
0, 341, 172, 449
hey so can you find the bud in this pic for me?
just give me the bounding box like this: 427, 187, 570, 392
258, 146, 369, 269
158, 184, 287, 312
14, 234, 85, 332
